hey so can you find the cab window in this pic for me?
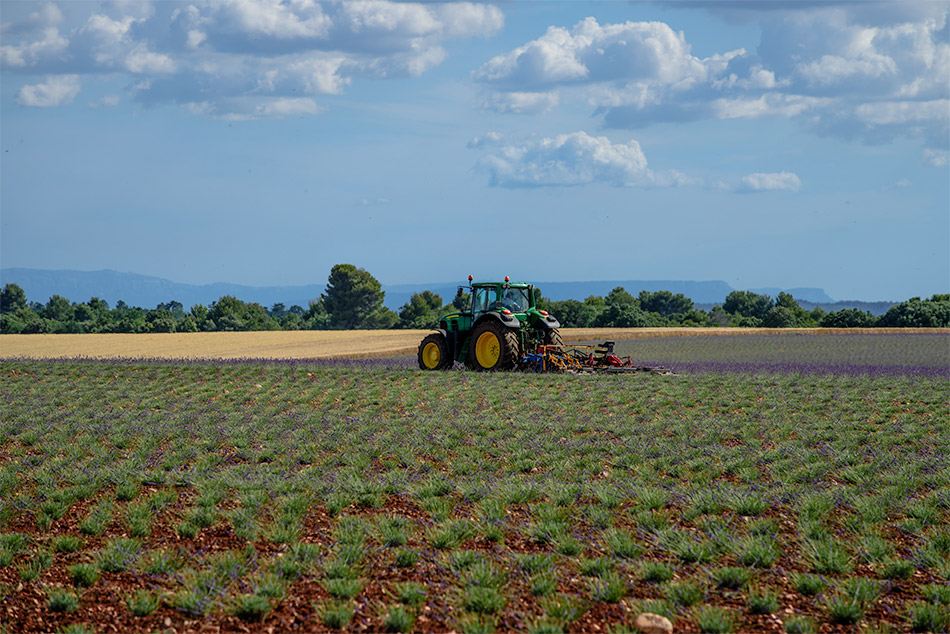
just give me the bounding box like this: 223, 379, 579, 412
472, 287, 496, 314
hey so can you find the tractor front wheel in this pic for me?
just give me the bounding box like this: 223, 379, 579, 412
418, 333, 452, 370
469, 321, 520, 371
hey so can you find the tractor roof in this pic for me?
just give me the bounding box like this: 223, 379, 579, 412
472, 281, 531, 288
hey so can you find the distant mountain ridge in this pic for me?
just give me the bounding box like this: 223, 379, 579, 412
2, 267, 894, 314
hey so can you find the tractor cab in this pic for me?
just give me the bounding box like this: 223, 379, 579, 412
471, 281, 532, 319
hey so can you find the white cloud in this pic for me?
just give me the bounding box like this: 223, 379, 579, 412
481, 9, 949, 158
125, 45, 176, 73
213, 0, 332, 39
923, 148, 949, 167
287, 55, 350, 94
0, 27, 68, 67
180, 95, 322, 120
738, 171, 802, 193
482, 91, 558, 114
475, 131, 654, 188
434, 2, 503, 38
475, 17, 738, 89
15, 74, 80, 107
854, 99, 949, 126
1, 0, 502, 119
254, 97, 321, 117
466, 131, 503, 148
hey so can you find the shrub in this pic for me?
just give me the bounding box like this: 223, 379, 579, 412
639, 561, 674, 583
323, 577, 364, 600
319, 600, 354, 629
712, 566, 751, 590
383, 604, 415, 632
392, 582, 426, 607
907, 601, 950, 632
747, 586, 780, 614
879, 558, 915, 580
694, 605, 735, 633
588, 571, 627, 603
53, 535, 83, 553
790, 573, 826, 596
784, 614, 817, 634
666, 580, 705, 607
47, 587, 79, 612
233, 593, 271, 622
461, 586, 507, 615
68, 563, 100, 587
126, 589, 160, 617
394, 548, 418, 568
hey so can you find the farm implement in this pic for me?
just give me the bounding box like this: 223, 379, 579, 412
417, 276, 674, 374
521, 341, 675, 375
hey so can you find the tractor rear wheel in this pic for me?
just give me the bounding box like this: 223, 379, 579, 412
542, 328, 563, 347
469, 321, 520, 371
418, 333, 452, 370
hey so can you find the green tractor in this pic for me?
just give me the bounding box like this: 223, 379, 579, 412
418, 276, 562, 371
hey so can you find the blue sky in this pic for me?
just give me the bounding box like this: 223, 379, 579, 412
1, 0, 948, 302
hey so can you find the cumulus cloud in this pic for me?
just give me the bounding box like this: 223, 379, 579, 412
473, 131, 657, 188
479, 6, 949, 162
0, 0, 503, 118
15, 74, 80, 107
738, 171, 802, 193
474, 17, 739, 89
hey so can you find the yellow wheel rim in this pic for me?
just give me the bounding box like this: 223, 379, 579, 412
422, 342, 442, 369
475, 331, 500, 368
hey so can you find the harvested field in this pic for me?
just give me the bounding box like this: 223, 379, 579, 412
1, 327, 945, 360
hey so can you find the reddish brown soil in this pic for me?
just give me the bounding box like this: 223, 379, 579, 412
0, 492, 943, 633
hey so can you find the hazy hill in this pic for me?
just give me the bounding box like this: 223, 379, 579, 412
1, 267, 892, 314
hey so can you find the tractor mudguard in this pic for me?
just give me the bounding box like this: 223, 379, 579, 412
535, 315, 561, 329
473, 312, 521, 330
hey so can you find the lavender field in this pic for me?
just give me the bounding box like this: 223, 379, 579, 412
0, 333, 948, 634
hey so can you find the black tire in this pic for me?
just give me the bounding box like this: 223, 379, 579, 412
469, 320, 520, 371
542, 328, 563, 347
418, 333, 452, 370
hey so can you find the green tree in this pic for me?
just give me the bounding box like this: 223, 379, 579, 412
322, 264, 395, 330
768, 292, 811, 327
305, 298, 331, 330
723, 291, 773, 323
397, 291, 443, 329
605, 287, 637, 308
638, 290, 693, 317
820, 308, 875, 328
0, 284, 28, 314
763, 306, 797, 328
43, 295, 74, 322
207, 296, 278, 331
146, 308, 177, 333
877, 296, 950, 327
1, 312, 25, 334
593, 303, 648, 328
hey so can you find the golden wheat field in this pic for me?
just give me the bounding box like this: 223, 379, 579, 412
0, 327, 942, 360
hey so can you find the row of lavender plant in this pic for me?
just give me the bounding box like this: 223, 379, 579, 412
0, 356, 947, 633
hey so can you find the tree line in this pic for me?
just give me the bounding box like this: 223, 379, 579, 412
2, 264, 948, 334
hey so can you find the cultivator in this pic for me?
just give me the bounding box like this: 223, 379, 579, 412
520, 341, 675, 375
